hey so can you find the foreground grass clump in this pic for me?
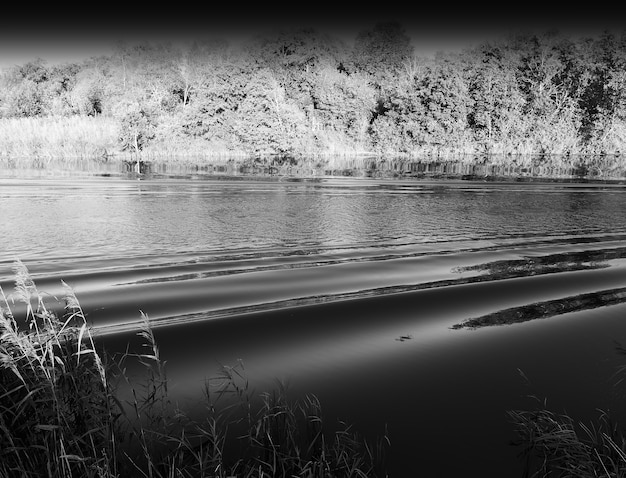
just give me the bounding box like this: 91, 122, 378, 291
510, 399, 626, 477
0, 261, 113, 478
0, 261, 388, 478
509, 364, 626, 478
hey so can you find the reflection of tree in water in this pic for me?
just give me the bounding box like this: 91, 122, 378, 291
452, 287, 626, 330
450, 247, 626, 329
453, 247, 626, 279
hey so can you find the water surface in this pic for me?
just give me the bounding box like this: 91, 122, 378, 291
2, 174, 626, 476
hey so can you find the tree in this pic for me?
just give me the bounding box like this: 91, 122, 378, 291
43, 63, 82, 116
17, 59, 49, 84
350, 22, 415, 151
0, 60, 49, 117
578, 31, 626, 152
230, 67, 308, 155
312, 62, 377, 147
370, 52, 473, 155
465, 42, 526, 154
116, 102, 156, 155
351, 22, 413, 88
177, 57, 250, 145
411, 54, 470, 150
247, 28, 346, 129
1, 80, 42, 117
70, 68, 105, 116
512, 33, 585, 154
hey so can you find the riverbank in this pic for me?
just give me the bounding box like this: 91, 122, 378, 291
1, 115, 626, 181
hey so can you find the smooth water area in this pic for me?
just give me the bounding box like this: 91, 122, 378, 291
2, 173, 626, 476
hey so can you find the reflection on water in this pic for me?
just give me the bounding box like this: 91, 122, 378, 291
453, 247, 626, 278
452, 287, 626, 329
2, 155, 625, 180
2, 174, 626, 477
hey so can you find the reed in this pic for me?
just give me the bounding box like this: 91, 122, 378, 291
0, 116, 119, 161
0, 260, 115, 478
509, 400, 626, 477
0, 261, 389, 477
509, 367, 626, 477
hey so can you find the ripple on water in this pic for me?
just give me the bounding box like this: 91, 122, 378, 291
3, 177, 626, 477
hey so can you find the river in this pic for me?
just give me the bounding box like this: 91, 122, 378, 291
2, 169, 626, 476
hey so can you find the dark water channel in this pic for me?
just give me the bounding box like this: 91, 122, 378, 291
2, 171, 626, 476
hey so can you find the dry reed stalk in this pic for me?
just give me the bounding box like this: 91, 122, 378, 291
0, 116, 118, 161
0, 260, 117, 477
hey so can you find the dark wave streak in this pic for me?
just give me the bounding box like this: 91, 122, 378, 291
3, 234, 626, 335
452, 287, 626, 329
115, 239, 626, 287
94, 258, 626, 338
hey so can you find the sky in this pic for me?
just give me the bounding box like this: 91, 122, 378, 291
0, 6, 623, 69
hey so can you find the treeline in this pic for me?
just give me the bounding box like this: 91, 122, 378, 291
2, 23, 626, 160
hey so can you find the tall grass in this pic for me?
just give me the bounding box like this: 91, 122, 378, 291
510, 401, 626, 477
0, 260, 114, 478
0, 261, 389, 477
509, 367, 626, 477
0, 116, 119, 162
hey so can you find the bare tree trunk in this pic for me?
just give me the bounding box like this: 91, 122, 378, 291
134, 133, 140, 173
